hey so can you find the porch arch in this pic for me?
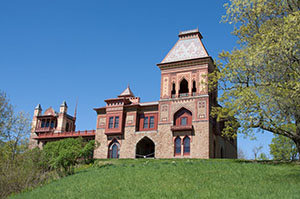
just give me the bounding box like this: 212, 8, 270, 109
135, 136, 155, 158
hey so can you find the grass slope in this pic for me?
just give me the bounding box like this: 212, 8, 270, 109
10, 159, 300, 199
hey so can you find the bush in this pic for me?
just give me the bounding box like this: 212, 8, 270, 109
42, 138, 95, 176
0, 148, 55, 199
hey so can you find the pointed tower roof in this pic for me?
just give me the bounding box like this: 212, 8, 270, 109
60, 100, 68, 107
161, 28, 209, 64
118, 85, 134, 97
35, 104, 42, 110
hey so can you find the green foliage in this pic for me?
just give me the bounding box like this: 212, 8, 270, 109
0, 148, 55, 199
258, 152, 268, 160
11, 159, 300, 199
0, 90, 30, 161
269, 134, 299, 160
210, 0, 300, 152
42, 138, 95, 176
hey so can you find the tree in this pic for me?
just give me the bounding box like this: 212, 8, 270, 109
210, 0, 300, 154
0, 91, 30, 161
42, 138, 95, 175
269, 134, 299, 160
252, 145, 263, 160
238, 147, 247, 159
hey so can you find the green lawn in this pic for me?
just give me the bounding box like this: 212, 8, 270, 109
10, 159, 300, 199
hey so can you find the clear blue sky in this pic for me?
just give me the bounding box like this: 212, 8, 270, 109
0, 0, 273, 159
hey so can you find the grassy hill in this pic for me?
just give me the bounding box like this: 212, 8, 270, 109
10, 159, 300, 199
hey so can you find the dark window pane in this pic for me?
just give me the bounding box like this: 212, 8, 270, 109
109, 117, 114, 128
41, 120, 45, 128
184, 137, 190, 154
66, 123, 69, 132
143, 117, 149, 129
114, 116, 119, 128
50, 120, 54, 128
181, 117, 187, 126
149, 116, 155, 128
175, 137, 181, 154
46, 119, 50, 127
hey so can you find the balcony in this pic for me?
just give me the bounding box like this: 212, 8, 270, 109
35, 127, 55, 133
171, 125, 193, 131
34, 130, 96, 140
179, 93, 189, 97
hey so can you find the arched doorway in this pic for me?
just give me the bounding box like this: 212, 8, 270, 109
108, 139, 120, 159
135, 137, 155, 158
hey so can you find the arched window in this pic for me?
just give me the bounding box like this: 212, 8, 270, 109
174, 137, 181, 156
213, 140, 216, 158
221, 147, 224, 159
66, 123, 69, 132
108, 139, 120, 159
179, 79, 189, 96
41, 120, 45, 128
173, 108, 192, 126
192, 80, 196, 94
183, 136, 190, 155
171, 82, 176, 97
50, 120, 54, 128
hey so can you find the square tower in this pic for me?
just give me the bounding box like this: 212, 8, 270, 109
157, 29, 217, 158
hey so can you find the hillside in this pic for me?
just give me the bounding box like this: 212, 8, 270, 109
10, 159, 300, 199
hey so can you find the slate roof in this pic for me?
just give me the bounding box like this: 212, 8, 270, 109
161, 28, 209, 63
119, 86, 134, 97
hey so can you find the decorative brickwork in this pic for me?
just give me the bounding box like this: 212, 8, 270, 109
30, 29, 237, 159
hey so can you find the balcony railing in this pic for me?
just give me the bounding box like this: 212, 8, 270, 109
171, 125, 193, 131
179, 93, 189, 97
34, 130, 96, 139
35, 127, 55, 133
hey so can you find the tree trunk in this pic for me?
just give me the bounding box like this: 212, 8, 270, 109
294, 138, 300, 161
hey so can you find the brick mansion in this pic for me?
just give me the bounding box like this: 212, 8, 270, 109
29, 29, 237, 159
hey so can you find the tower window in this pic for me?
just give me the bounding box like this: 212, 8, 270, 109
66, 123, 69, 132
179, 78, 189, 96
171, 82, 176, 97
192, 80, 196, 95
114, 116, 119, 128
50, 120, 54, 128
41, 120, 45, 128
46, 119, 50, 127
108, 117, 114, 128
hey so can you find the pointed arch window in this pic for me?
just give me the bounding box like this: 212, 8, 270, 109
108, 139, 120, 159
179, 78, 189, 97
183, 136, 190, 155
174, 137, 181, 156
171, 82, 176, 98
192, 80, 196, 95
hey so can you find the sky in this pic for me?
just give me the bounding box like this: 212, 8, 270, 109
0, 0, 273, 159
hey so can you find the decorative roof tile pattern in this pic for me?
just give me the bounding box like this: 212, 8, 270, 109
161, 30, 208, 64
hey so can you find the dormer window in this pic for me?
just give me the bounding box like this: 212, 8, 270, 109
181, 117, 187, 126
